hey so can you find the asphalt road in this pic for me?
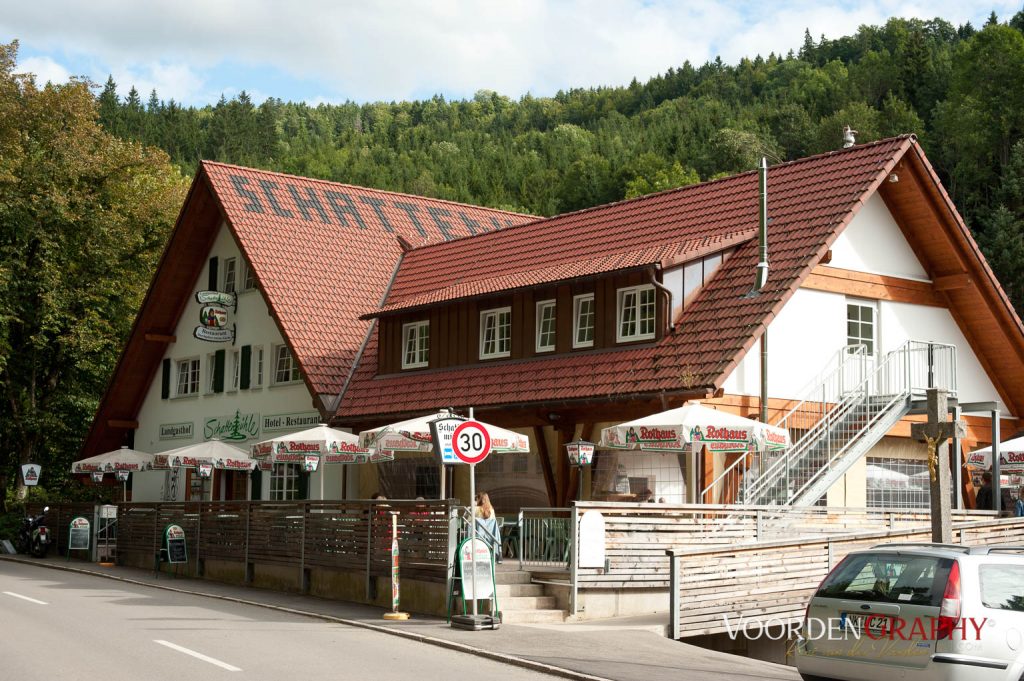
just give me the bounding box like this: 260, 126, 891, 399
0, 560, 560, 681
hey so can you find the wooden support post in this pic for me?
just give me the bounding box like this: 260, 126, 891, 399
533, 426, 558, 507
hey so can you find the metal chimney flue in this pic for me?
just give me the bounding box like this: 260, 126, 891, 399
843, 126, 858, 148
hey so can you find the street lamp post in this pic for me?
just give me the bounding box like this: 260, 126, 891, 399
565, 439, 595, 502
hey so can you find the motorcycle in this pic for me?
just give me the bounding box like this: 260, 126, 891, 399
15, 506, 51, 557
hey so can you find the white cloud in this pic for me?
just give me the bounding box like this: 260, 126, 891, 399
15, 55, 71, 86
2, 0, 1020, 105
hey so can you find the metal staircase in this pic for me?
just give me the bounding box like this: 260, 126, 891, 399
702, 340, 957, 507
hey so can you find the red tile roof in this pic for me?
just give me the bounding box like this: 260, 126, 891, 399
202, 162, 535, 399
81, 164, 533, 458
337, 136, 916, 420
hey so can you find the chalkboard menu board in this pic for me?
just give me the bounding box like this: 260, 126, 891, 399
68, 517, 90, 551
164, 524, 187, 564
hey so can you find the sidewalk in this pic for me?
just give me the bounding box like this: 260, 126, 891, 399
0, 555, 798, 681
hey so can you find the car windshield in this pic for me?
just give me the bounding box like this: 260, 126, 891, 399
980, 564, 1024, 612
816, 552, 953, 606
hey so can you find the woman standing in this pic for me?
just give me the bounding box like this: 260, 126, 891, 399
474, 492, 502, 563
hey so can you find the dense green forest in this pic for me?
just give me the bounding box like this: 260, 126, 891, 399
4, 12, 1024, 500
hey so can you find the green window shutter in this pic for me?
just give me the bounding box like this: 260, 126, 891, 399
161, 358, 171, 399
240, 345, 251, 389
214, 349, 225, 393
208, 257, 218, 291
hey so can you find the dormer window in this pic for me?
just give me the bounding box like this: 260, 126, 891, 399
536, 300, 556, 353
402, 321, 430, 369
480, 307, 511, 359
617, 285, 656, 342
573, 294, 595, 348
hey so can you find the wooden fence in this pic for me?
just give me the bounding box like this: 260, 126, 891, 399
572, 502, 992, 590
665, 516, 1024, 639
33, 500, 455, 585
24, 502, 99, 556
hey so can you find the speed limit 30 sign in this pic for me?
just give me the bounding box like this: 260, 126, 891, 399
451, 421, 491, 464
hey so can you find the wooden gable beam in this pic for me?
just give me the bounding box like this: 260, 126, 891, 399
933, 272, 972, 292
144, 332, 176, 343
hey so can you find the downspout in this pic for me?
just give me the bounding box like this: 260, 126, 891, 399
649, 268, 674, 335
755, 157, 769, 422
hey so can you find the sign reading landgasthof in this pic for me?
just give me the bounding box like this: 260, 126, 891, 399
159, 422, 194, 441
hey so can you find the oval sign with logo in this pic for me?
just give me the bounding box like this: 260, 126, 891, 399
199, 306, 229, 328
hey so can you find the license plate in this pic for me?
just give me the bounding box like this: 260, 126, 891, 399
841, 612, 891, 636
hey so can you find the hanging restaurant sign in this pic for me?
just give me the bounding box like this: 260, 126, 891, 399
193, 290, 237, 343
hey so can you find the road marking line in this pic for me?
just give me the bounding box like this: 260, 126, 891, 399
154, 640, 241, 672
3, 591, 47, 605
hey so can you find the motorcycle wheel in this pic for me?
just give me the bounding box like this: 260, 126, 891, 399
31, 538, 50, 558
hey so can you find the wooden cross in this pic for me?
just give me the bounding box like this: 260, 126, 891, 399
911, 389, 966, 543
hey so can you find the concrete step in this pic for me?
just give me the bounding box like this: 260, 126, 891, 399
500, 595, 558, 609
499, 608, 566, 624
493, 570, 533, 584
495, 583, 546, 597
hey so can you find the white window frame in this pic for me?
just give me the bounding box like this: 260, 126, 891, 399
572, 294, 595, 349
273, 345, 301, 384
269, 463, 301, 500
206, 353, 218, 394
402, 321, 430, 369
253, 345, 264, 388
175, 357, 200, 397
846, 299, 877, 355
616, 284, 657, 342
535, 300, 556, 353
479, 307, 512, 359
242, 261, 257, 291
229, 349, 240, 392
223, 257, 237, 293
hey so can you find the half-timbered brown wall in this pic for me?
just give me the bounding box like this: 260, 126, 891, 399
378, 270, 661, 374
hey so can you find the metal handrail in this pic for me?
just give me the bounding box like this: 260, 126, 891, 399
701, 345, 869, 504
517, 507, 571, 569
719, 340, 957, 507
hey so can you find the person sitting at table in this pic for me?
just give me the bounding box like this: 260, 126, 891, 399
474, 492, 502, 563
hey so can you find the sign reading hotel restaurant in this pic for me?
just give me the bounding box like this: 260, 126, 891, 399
204, 411, 259, 442
159, 422, 194, 441
262, 412, 321, 433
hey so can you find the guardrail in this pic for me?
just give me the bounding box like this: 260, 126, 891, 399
517, 507, 571, 569
664, 515, 1023, 639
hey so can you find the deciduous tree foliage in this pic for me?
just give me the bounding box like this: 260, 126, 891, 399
0, 42, 186, 499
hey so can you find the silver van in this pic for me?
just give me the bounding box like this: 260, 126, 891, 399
795, 543, 1024, 680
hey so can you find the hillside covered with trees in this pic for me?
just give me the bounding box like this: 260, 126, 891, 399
4, 12, 1024, 499
97, 13, 1024, 313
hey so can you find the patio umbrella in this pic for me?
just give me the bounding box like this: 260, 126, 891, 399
358, 410, 530, 499
866, 465, 910, 490
967, 436, 1024, 474
598, 402, 790, 503
155, 439, 256, 501
358, 410, 530, 454
251, 424, 382, 499
599, 402, 790, 453
71, 445, 156, 499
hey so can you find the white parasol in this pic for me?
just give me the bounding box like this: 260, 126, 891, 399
967, 436, 1024, 474
866, 465, 911, 490
599, 402, 790, 454
358, 410, 530, 454
251, 424, 388, 499
157, 438, 256, 471
71, 446, 156, 474
71, 445, 156, 500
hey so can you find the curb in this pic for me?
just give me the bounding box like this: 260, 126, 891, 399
0, 556, 610, 681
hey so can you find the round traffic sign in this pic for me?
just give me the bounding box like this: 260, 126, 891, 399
451, 421, 491, 464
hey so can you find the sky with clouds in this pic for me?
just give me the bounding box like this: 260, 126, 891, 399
2, 1, 1019, 107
